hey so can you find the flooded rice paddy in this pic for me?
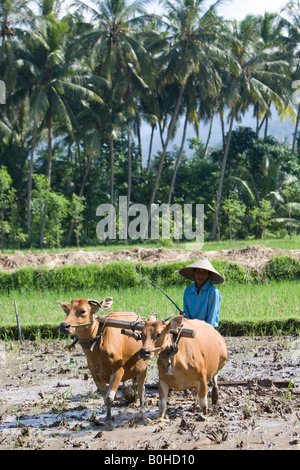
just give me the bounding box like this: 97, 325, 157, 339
0, 335, 299, 450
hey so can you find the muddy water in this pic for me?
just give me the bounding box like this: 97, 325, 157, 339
0, 336, 299, 450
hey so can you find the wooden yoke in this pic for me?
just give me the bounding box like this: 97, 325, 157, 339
97, 316, 196, 338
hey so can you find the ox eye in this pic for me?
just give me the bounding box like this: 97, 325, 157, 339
78, 310, 86, 316
156, 333, 162, 338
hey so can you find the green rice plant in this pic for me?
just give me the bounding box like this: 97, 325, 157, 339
0, 280, 299, 339
264, 256, 300, 281
1, 256, 300, 296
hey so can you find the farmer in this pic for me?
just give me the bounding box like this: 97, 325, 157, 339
178, 258, 224, 328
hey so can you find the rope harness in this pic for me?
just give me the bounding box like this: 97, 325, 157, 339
158, 323, 184, 375
66, 311, 183, 372
68, 313, 144, 352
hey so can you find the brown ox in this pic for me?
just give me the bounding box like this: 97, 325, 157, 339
139, 315, 227, 419
58, 298, 148, 420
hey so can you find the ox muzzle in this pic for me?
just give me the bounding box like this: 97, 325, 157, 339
139, 348, 151, 360
58, 322, 74, 336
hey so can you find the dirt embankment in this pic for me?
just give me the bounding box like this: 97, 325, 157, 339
0, 244, 300, 271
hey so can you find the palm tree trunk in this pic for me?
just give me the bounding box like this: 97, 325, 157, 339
159, 121, 165, 149
263, 101, 271, 138
210, 105, 236, 241
66, 149, 94, 245
219, 111, 225, 149
40, 115, 53, 247
257, 112, 267, 134
204, 113, 214, 159
167, 106, 189, 204
127, 129, 132, 209
0, 13, 8, 62
27, 123, 38, 238
255, 103, 260, 134
147, 124, 155, 171
148, 82, 186, 211
292, 103, 300, 154
264, 112, 269, 138
109, 135, 114, 205
46, 114, 53, 183
137, 123, 143, 169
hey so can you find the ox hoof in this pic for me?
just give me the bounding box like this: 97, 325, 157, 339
195, 413, 206, 422
156, 416, 169, 423
212, 386, 219, 405
105, 408, 113, 421
199, 397, 208, 415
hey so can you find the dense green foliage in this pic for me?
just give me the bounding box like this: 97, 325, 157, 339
0, 0, 300, 248
264, 255, 300, 280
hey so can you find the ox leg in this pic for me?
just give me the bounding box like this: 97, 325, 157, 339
198, 373, 208, 415
158, 380, 169, 420
105, 368, 124, 420
212, 374, 219, 405
97, 380, 108, 399
89, 369, 108, 401
137, 369, 147, 409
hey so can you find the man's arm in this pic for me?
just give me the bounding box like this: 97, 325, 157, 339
183, 288, 191, 318
206, 289, 221, 327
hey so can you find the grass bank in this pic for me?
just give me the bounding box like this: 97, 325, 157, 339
0, 256, 299, 293
0, 280, 299, 338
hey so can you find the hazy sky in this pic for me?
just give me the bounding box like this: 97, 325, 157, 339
64, 0, 291, 21
216, 0, 289, 20
148, 0, 290, 20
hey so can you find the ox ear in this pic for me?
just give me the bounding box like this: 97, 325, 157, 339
88, 299, 102, 314
166, 315, 183, 331
59, 301, 70, 315
99, 296, 113, 311
147, 314, 157, 321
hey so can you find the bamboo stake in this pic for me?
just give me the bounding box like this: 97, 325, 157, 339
14, 300, 23, 346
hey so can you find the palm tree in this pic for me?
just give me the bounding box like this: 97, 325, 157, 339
72, 0, 153, 204
255, 13, 284, 137
18, 7, 101, 245
0, 0, 36, 234
209, 16, 290, 240
0, 0, 33, 86
167, 73, 201, 204
145, 0, 224, 232
280, 1, 300, 153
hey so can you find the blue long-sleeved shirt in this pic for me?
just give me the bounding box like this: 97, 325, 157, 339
183, 280, 221, 328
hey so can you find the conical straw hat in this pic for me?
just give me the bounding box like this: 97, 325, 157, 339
177, 258, 224, 284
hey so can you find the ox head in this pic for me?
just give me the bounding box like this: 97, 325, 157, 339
58, 297, 113, 336
139, 314, 183, 360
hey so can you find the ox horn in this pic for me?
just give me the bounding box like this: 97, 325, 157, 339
161, 313, 175, 324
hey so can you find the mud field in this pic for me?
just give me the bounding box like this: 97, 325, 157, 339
0, 335, 299, 451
